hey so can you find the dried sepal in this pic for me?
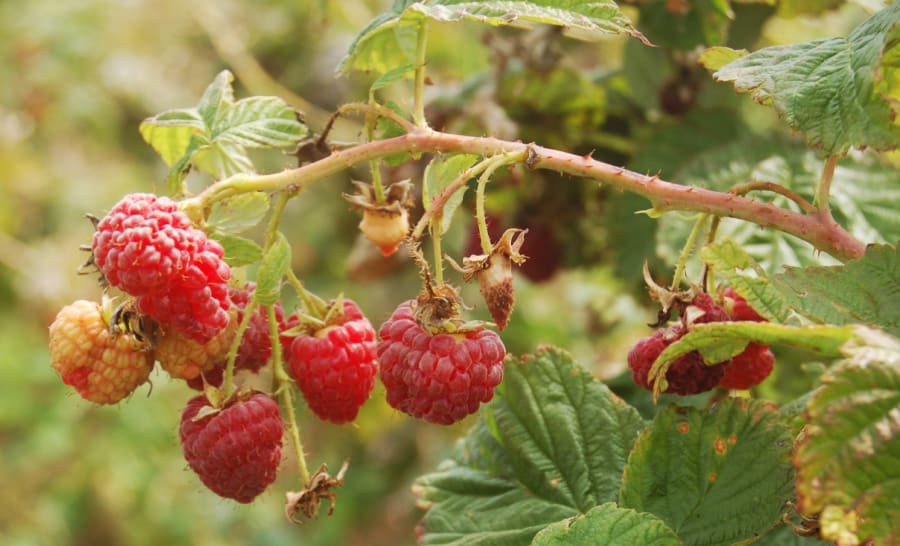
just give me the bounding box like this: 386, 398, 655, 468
285, 460, 350, 524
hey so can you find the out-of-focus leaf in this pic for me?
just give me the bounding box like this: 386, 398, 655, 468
422, 154, 478, 235
710, 4, 900, 153
370, 63, 417, 92
207, 192, 271, 235
795, 327, 900, 545
138, 109, 205, 165
255, 232, 290, 304
530, 503, 681, 546
414, 347, 646, 545
777, 0, 846, 17
637, 0, 734, 51
657, 138, 900, 272
698, 47, 747, 71
620, 398, 795, 546
341, 0, 646, 75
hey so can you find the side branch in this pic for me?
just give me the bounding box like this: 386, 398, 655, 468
190, 129, 866, 262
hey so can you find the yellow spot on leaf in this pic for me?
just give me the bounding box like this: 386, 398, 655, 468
714, 437, 727, 455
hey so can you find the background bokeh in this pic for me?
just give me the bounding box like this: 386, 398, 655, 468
0, 0, 875, 544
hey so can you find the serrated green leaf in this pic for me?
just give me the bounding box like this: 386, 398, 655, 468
712, 3, 900, 153
370, 63, 417, 93
651, 324, 857, 382
658, 138, 900, 272
255, 232, 290, 304
415, 347, 646, 545
216, 235, 264, 267
776, 244, 900, 337
795, 327, 900, 545
138, 109, 206, 166
423, 154, 478, 235
637, 0, 734, 51
207, 192, 271, 235
340, 0, 645, 75
213, 96, 306, 148
619, 398, 795, 546
530, 503, 681, 546
140, 70, 305, 181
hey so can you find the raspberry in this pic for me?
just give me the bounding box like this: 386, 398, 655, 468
360, 208, 409, 256
92, 194, 231, 344
155, 312, 236, 380
179, 392, 283, 503
685, 292, 730, 325
377, 300, 506, 425
719, 343, 775, 390
286, 300, 378, 424
48, 300, 154, 404
627, 325, 724, 395
722, 287, 767, 322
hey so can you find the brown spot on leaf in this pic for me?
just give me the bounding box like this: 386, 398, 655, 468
714, 437, 727, 455
677, 423, 690, 434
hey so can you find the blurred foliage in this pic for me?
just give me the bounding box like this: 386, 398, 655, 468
1, 0, 892, 544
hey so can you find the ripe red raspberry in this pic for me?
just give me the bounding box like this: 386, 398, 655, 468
179, 392, 283, 503
685, 292, 730, 325
377, 300, 506, 425
48, 300, 154, 404
286, 300, 377, 424
719, 343, 775, 390
722, 287, 767, 322
627, 325, 724, 395
229, 284, 284, 373
92, 194, 231, 344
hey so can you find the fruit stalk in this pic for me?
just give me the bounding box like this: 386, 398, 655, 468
189, 129, 866, 262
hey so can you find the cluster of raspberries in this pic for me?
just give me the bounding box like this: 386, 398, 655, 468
628, 289, 775, 394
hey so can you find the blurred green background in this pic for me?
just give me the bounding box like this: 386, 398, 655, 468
0, 0, 875, 544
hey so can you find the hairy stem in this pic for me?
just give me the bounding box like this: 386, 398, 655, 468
189, 129, 866, 262
268, 304, 310, 485
815, 155, 838, 222
222, 298, 257, 398
413, 20, 429, 128
729, 180, 817, 214
432, 222, 444, 285
671, 214, 709, 290
475, 154, 517, 254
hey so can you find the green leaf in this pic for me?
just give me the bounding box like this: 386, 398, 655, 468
637, 0, 734, 51
216, 235, 264, 267
657, 138, 900, 272
710, 4, 900, 153
530, 503, 681, 546
255, 232, 290, 305
414, 346, 646, 545
795, 327, 900, 545
207, 192, 271, 235
139, 70, 306, 181
423, 154, 478, 235
138, 109, 205, 166
775, 244, 900, 337
650, 323, 857, 384
341, 0, 646, 75
619, 398, 795, 546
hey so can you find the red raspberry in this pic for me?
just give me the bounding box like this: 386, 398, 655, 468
685, 292, 730, 325
179, 392, 283, 503
377, 300, 506, 425
286, 300, 377, 424
627, 325, 724, 395
719, 343, 775, 390
48, 300, 154, 404
93, 194, 231, 344
722, 287, 767, 322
